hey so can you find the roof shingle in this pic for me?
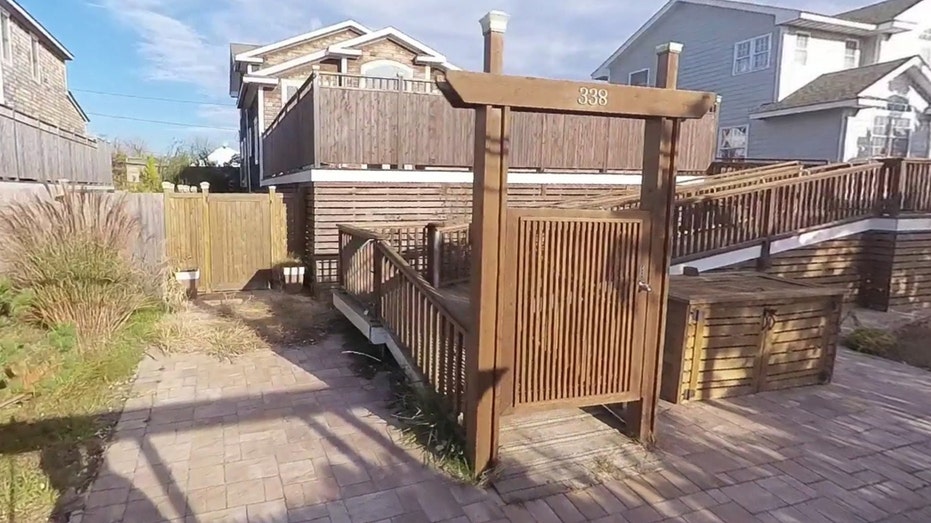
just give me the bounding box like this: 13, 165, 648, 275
835, 0, 923, 24
756, 57, 911, 113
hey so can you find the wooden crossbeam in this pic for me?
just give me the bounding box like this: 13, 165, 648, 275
439, 70, 716, 119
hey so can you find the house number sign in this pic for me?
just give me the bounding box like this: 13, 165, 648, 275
577, 87, 608, 106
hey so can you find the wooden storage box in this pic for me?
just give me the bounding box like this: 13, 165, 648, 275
661, 273, 844, 403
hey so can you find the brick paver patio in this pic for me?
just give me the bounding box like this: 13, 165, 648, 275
78, 330, 931, 522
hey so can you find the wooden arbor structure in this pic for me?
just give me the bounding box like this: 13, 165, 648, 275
442, 11, 718, 474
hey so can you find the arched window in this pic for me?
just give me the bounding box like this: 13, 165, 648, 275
360, 59, 413, 79
360, 59, 414, 89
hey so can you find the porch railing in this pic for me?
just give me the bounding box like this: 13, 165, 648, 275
262, 71, 719, 177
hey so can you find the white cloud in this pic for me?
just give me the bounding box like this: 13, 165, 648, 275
98, 0, 873, 129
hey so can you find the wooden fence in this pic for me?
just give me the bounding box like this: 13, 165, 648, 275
164, 188, 287, 292
263, 71, 719, 177
0, 106, 112, 185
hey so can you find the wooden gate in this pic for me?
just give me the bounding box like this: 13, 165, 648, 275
499, 209, 653, 412
164, 190, 286, 292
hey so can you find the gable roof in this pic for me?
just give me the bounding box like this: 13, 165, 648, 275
591, 0, 804, 79
758, 58, 909, 113
0, 0, 73, 60
234, 21, 371, 61
252, 26, 457, 77
835, 0, 924, 24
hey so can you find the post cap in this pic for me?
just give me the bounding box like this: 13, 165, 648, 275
480, 11, 509, 34
656, 42, 684, 55
199, 182, 210, 192
161, 181, 175, 192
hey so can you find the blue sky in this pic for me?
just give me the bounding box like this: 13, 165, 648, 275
22, 0, 866, 152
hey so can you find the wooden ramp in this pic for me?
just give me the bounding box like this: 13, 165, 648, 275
494, 407, 659, 502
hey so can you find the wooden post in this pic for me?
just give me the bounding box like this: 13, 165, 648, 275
268, 185, 279, 288
200, 182, 211, 292
311, 66, 322, 168
465, 10, 509, 476
426, 223, 442, 287
756, 187, 776, 271
627, 42, 683, 443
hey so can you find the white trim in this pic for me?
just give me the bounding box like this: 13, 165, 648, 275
258, 88, 265, 181
242, 75, 279, 86
261, 168, 703, 186
628, 68, 650, 86
279, 78, 304, 104
670, 217, 931, 274
333, 293, 390, 345
329, 27, 449, 64
794, 31, 810, 66
844, 38, 860, 69
0, 9, 11, 64
253, 50, 327, 77
423, 64, 431, 80
795, 12, 875, 32
480, 11, 510, 34
236, 20, 371, 60
751, 98, 879, 119
360, 59, 414, 78
2, 0, 73, 60
656, 42, 684, 54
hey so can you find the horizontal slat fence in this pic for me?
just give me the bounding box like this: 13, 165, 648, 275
0, 106, 112, 185
263, 71, 718, 177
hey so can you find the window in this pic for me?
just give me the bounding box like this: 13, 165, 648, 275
794, 33, 809, 66
30, 37, 39, 81
719, 125, 748, 159
844, 40, 860, 69
1, 10, 10, 63
733, 34, 771, 75
871, 115, 911, 157
360, 59, 414, 89
281, 80, 302, 104
628, 68, 650, 86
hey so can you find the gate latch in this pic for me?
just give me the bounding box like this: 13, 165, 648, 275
638, 266, 652, 293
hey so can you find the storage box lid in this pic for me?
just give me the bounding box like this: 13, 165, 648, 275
668, 272, 845, 304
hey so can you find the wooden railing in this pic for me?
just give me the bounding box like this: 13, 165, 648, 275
337, 225, 381, 313
707, 158, 830, 174
425, 222, 472, 288
376, 242, 468, 418
891, 158, 931, 214
672, 162, 884, 260
262, 71, 719, 177
337, 223, 467, 419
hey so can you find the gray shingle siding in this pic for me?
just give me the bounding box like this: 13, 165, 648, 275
606, 3, 780, 130
749, 110, 845, 161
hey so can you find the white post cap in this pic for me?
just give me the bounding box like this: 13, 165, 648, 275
199, 181, 210, 192
480, 11, 509, 34
656, 42, 684, 54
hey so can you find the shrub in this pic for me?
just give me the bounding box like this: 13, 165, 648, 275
844, 327, 897, 357
0, 186, 159, 339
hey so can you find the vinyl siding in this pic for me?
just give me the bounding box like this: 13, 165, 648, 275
748, 109, 844, 161
605, 2, 780, 131
777, 29, 865, 101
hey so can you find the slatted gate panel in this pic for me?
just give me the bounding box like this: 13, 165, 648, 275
500, 209, 652, 412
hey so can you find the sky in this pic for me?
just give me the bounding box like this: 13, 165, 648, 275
21, 0, 870, 152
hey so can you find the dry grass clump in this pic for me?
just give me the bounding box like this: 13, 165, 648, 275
154, 304, 268, 359
0, 186, 163, 340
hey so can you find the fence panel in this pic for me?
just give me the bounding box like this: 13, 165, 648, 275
0, 106, 112, 185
